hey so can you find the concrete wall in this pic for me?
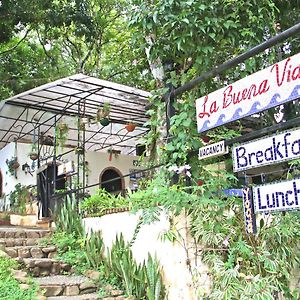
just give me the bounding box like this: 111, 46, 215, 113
83, 211, 211, 300
0, 142, 144, 206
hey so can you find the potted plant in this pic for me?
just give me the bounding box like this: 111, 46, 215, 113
125, 122, 136, 132
56, 122, 69, 150
96, 103, 110, 127
6, 157, 20, 176
75, 146, 85, 155
29, 144, 39, 161
8, 184, 38, 226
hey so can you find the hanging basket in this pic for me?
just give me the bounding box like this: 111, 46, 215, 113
100, 118, 110, 127
75, 146, 85, 155
125, 123, 136, 132
12, 161, 20, 169
29, 152, 39, 161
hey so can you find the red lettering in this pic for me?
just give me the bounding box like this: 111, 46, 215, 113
271, 57, 290, 87
198, 95, 210, 118
292, 66, 300, 80
258, 79, 270, 94
247, 84, 259, 98
223, 85, 232, 108
210, 101, 219, 114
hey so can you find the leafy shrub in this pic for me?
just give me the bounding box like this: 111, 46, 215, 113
6, 184, 33, 214
80, 189, 129, 216
54, 195, 84, 237
191, 196, 300, 299
105, 234, 165, 299
0, 256, 39, 300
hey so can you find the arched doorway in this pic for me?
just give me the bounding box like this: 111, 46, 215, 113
99, 167, 124, 194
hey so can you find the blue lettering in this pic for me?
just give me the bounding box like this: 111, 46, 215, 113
256, 151, 264, 163
292, 139, 300, 155
272, 138, 283, 160
275, 191, 284, 208
257, 188, 266, 210
283, 133, 291, 157
236, 147, 247, 168
285, 190, 294, 206
248, 152, 256, 166
264, 146, 274, 161
266, 193, 275, 208
293, 181, 300, 205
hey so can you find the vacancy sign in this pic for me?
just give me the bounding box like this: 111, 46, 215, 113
196, 52, 300, 133
253, 178, 300, 213
232, 127, 300, 172
199, 140, 228, 160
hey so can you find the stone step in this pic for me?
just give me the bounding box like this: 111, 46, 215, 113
0, 237, 42, 247
5, 245, 57, 258
21, 258, 71, 277
0, 226, 52, 239
47, 293, 100, 300
36, 275, 97, 297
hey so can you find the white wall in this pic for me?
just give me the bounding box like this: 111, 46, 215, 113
0, 143, 37, 197
0, 142, 144, 203
83, 211, 211, 300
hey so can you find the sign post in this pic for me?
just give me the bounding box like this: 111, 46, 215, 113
242, 187, 257, 234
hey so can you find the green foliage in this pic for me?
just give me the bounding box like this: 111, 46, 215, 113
191, 196, 300, 299
5, 157, 19, 176
6, 184, 32, 214
0, 256, 39, 300
56, 122, 69, 150
105, 234, 164, 299
85, 230, 104, 270
105, 234, 145, 297
145, 254, 164, 300
51, 231, 89, 274
54, 195, 84, 237
80, 189, 129, 216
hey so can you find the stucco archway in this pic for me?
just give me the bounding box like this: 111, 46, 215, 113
99, 167, 125, 194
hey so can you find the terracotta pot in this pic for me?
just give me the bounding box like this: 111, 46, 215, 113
12, 161, 20, 169
125, 123, 136, 132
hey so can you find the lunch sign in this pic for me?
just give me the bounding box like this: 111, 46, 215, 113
196, 52, 300, 133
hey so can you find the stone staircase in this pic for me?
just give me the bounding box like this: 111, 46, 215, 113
0, 226, 126, 300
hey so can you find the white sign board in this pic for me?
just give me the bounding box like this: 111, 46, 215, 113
232, 127, 300, 172
196, 52, 300, 133
199, 140, 228, 160
57, 161, 75, 176
253, 178, 300, 213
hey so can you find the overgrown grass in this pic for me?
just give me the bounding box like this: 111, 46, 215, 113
0, 256, 39, 300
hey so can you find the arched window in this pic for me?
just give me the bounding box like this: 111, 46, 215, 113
99, 167, 124, 194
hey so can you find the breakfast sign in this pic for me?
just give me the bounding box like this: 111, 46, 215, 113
196, 52, 300, 133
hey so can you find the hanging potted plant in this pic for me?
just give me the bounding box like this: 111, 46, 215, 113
6, 157, 20, 176
75, 146, 85, 155
125, 121, 136, 132
29, 144, 39, 161
56, 122, 69, 150
96, 103, 110, 127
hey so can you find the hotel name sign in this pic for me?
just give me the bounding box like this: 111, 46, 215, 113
196, 52, 300, 133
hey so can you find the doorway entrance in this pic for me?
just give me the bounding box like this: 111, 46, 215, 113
99, 167, 124, 194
